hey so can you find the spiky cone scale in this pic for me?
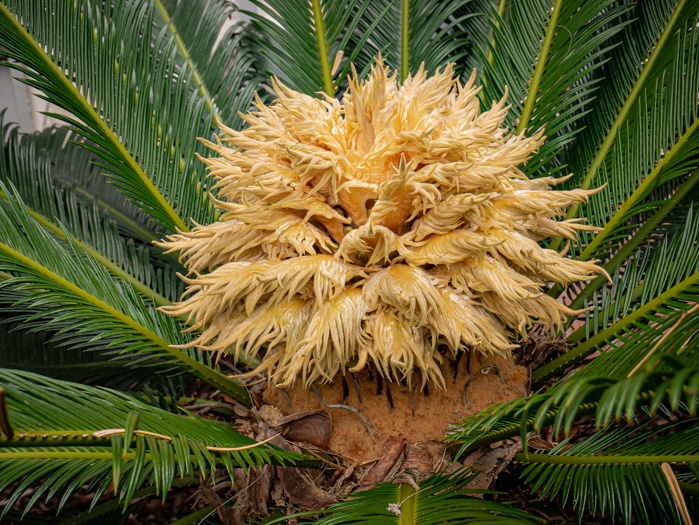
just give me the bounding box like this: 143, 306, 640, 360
159, 59, 605, 389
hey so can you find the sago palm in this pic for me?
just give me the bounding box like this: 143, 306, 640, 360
0, 0, 697, 523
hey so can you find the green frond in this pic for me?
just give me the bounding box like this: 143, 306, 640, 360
567, 12, 699, 260
536, 207, 699, 384
350, 0, 473, 83
0, 369, 303, 518
0, 183, 250, 404
0, 115, 185, 306
0, 319, 193, 396
245, 0, 375, 97
447, 359, 699, 453
7, 117, 156, 241
566, 0, 696, 188
153, 0, 262, 130
517, 421, 699, 525
453, 0, 499, 75
267, 467, 540, 524
0, 0, 244, 232
482, 0, 631, 177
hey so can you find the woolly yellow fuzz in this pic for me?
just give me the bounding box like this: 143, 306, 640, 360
159, 60, 604, 388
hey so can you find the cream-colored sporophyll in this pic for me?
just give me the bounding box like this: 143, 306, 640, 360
159, 59, 605, 389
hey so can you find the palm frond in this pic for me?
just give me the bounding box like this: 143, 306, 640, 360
567, 0, 695, 187
536, 205, 699, 384
349, 0, 473, 84
517, 421, 699, 525
0, 0, 246, 232
447, 359, 698, 452
567, 12, 699, 262
0, 115, 185, 306
11, 118, 156, 241
244, 0, 376, 97
0, 318, 195, 396
153, 0, 262, 129
267, 468, 540, 524
0, 183, 250, 404
0, 369, 302, 518
453, 0, 499, 74
482, 0, 631, 177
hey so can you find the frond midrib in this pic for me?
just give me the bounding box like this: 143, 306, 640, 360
0, 191, 171, 307
515, 452, 699, 465
0, 450, 320, 468
0, 241, 250, 404
534, 270, 699, 384
311, 0, 334, 96
0, 3, 188, 232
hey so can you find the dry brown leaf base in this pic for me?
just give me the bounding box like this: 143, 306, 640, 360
264, 352, 529, 471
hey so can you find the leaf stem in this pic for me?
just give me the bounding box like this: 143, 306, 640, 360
311, 0, 334, 96
399, 482, 416, 525
515, 452, 699, 465
0, 450, 321, 467
516, 0, 563, 135
401, 0, 410, 82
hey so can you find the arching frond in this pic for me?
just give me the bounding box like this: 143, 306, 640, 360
0, 115, 185, 306
244, 0, 376, 97
537, 208, 699, 384
0, 0, 255, 232
266, 467, 540, 524
0, 369, 302, 519
517, 421, 699, 525
153, 0, 262, 129
0, 183, 250, 404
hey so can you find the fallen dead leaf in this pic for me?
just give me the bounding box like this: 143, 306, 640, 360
360, 435, 406, 487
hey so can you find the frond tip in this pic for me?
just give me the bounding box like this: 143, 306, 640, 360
159, 58, 606, 388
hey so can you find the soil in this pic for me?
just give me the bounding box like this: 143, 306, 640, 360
264, 352, 529, 469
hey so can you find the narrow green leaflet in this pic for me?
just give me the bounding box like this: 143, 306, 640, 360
0, 183, 250, 404
0, 369, 302, 518
518, 421, 699, 525
265, 468, 540, 524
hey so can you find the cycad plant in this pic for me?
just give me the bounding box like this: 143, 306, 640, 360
0, 0, 697, 524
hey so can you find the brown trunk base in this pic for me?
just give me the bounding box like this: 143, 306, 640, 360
264, 352, 529, 471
